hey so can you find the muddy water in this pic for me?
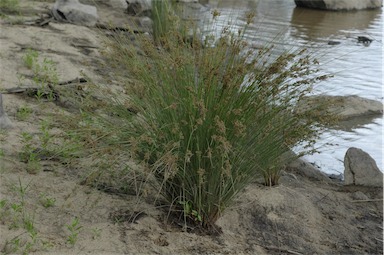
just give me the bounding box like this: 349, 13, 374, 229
182, 0, 383, 174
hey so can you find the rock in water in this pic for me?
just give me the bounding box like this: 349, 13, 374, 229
52, 0, 98, 27
0, 94, 13, 129
296, 95, 383, 120
344, 147, 383, 187
294, 0, 382, 10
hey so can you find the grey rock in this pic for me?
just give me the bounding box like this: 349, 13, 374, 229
286, 157, 332, 183
344, 147, 383, 187
279, 170, 299, 184
110, 0, 128, 9
296, 95, 383, 120
352, 191, 369, 201
327, 41, 341, 45
52, 0, 98, 27
125, 0, 151, 16
0, 94, 13, 129
327, 173, 343, 181
294, 0, 382, 11
138, 16, 152, 28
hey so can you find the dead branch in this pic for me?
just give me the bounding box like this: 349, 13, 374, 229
2, 77, 88, 95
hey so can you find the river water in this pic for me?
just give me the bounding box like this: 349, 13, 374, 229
180, 0, 383, 175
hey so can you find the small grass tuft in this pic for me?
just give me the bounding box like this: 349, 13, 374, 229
39, 193, 56, 208
23, 49, 39, 70
0, 0, 20, 15
16, 105, 33, 121
66, 217, 82, 245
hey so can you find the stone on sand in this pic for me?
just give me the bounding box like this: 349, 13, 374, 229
344, 147, 383, 187
0, 94, 12, 130
52, 0, 98, 27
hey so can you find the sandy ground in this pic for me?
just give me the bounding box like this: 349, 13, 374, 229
0, 1, 383, 254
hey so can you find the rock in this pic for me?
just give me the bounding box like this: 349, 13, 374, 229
352, 191, 369, 201
291, 5, 380, 39
52, 0, 98, 27
286, 157, 332, 183
296, 95, 383, 120
110, 0, 128, 9
344, 147, 383, 187
279, 170, 299, 184
0, 94, 13, 129
327, 173, 343, 181
357, 36, 373, 45
327, 41, 341, 45
138, 16, 152, 28
125, 0, 151, 17
294, 0, 383, 11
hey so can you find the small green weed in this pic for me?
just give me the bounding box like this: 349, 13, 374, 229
33, 57, 59, 101
13, 178, 31, 206
0, 148, 4, 175
19, 119, 57, 173
0, 0, 20, 15
4, 238, 21, 254
21, 50, 59, 102
1, 178, 45, 254
39, 119, 52, 151
66, 217, 82, 245
0, 199, 7, 209
41, 239, 55, 250
10, 202, 22, 213
91, 227, 101, 240
19, 131, 34, 161
0, 199, 8, 221
39, 193, 56, 208
179, 200, 202, 223
24, 213, 38, 242
23, 49, 39, 70
6, 211, 39, 254
26, 152, 41, 174
19, 132, 41, 174
16, 105, 33, 121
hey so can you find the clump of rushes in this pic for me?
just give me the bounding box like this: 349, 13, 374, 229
80, 9, 332, 229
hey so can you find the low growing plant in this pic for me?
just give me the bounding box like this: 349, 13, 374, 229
91, 227, 101, 240
23, 49, 39, 70
39, 193, 56, 208
16, 105, 33, 121
18, 119, 68, 172
19, 132, 41, 174
0, 199, 8, 221
1, 178, 42, 254
66, 217, 82, 245
39, 119, 53, 151
21, 49, 59, 101
0, 0, 20, 15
